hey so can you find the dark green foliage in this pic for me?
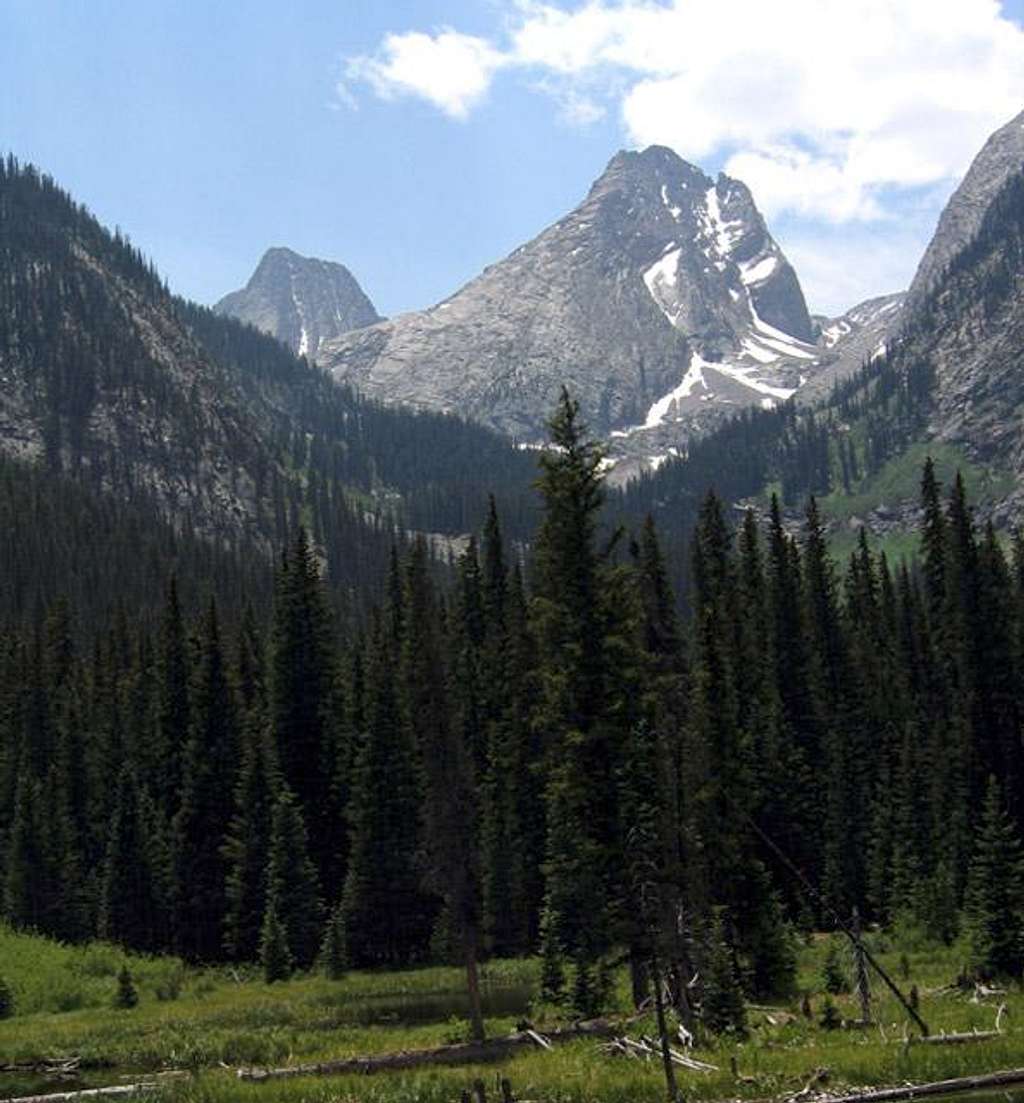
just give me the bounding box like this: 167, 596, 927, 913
342, 611, 430, 968
820, 996, 842, 1030
532, 389, 640, 1015
259, 899, 293, 983
963, 776, 1024, 978
97, 766, 168, 953
114, 965, 138, 1009
222, 726, 279, 962
0, 977, 13, 1019
172, 600, 237, 961
265, 789, 322, 970
319, 904, 347, 980
269, 530, 342, 887
538, 907, 566, 1004
701, 910, 747, 1037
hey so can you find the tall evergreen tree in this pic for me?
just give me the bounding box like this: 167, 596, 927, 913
172, 600, 237, 961
963, 776, 1024, 978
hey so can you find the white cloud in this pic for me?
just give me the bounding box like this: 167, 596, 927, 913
344, 29, 508, 120
345, 0, 1024, 221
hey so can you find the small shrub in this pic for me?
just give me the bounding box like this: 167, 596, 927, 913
0, 976, 13, 1018
820, 996, 842, 1030
114, 965, 138, 1009
154, 965, 184, 1001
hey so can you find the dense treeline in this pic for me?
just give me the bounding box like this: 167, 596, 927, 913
3, 394, 1022, 1036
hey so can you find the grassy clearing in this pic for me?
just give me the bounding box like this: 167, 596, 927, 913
819, 441, 1015, 526
0, 928, 1021, 1103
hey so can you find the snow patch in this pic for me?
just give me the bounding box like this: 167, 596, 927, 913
660, 184, 682, 220
820, 320, 851, 348
298, 327, 309, 358
741, 338, 781, 365
643, 247, 683, 324
701, 186, 744, 260
707, 360, 797, 402
739, 254, 778, 285
643, 352, 711, 427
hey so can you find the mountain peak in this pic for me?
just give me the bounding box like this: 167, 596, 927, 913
216, 249, 380, 359
317, 143, 817, 463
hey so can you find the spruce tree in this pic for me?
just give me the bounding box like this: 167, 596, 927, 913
172, 600, 237, 961
342, 615, 429, 967
701, 909, 747, 1037
153, 577, 190, 816
222, 724, 279, 961
319, 903, 347, 980
963, 776, 1024, 978
114, 965, 138, 1009
259, 898, 293, 983
265, 788, 322, 969
531, 389, 634, 1014
269, 528, 342, 887
98, 764, 168, 953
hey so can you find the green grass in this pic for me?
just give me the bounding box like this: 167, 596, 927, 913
820, 441, 1015, 527
0, 927, 1021, 1103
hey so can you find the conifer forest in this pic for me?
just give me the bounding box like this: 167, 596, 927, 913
3, 388, 1023, 1040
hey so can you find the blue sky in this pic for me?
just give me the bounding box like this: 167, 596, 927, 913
4, 1, 1024, 318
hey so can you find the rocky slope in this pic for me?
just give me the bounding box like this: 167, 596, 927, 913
317, 147, 823, 463
799, 292, 905, 403
904, 109, 1024, 316
215, 246, 380, 359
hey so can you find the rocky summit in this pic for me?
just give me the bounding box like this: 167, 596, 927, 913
216, 246, 380, 360
314, 146, 883, 475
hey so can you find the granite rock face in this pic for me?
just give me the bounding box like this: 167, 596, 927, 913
904, 109, 1024, 316
316, 146, 820, 458
216, 247, 380, 360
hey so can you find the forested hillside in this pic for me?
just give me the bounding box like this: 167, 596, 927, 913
0, 156, 540, 569
4, 393, 1022, 1032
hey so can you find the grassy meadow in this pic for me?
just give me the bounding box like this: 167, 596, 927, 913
0, 922, 1021, 1103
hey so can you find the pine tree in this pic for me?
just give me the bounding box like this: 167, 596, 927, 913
265, 788, 322, 970
319, 903, 347, 980
172, 600, 237, 961
259, 897, 293, 983
962, 776, 1024, 978
342, 615, 429, 967
269, 529, 342, 887
98, 764, 168, 952
531, 389, 634, 1014
701, 910, 747, 1037
114, 965, 138, 1009
222, 724, 280, 961
153, 577, 190, 816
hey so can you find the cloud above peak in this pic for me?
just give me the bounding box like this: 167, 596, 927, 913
343, 0, 1024, 223
346, 29, 508, 120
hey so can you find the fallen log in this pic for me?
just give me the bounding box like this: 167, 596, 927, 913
812, 1067, 1024, 1103
0, 1060, 81, 1075
910, 1029, 1002, 1046
237, 1019, 617, 1082
0, 1083, 167, 1103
